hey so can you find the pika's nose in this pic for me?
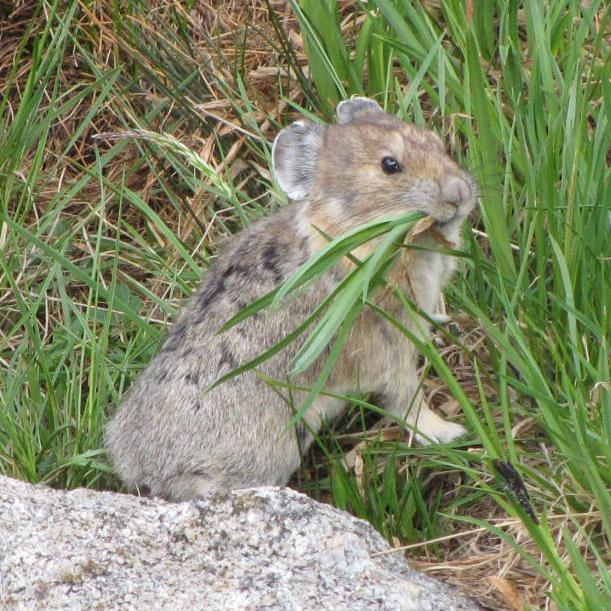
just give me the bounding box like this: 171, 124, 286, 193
440, 175, 472, 207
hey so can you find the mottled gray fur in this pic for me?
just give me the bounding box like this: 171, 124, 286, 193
106, 98, 477, 501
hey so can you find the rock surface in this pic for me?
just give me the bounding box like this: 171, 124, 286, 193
0, 475, 478, 610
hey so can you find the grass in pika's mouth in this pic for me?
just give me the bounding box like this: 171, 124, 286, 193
0, 2, 608, 610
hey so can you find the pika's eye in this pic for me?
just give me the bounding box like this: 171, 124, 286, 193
381, 156, 402, 175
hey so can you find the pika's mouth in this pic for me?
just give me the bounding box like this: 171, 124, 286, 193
430, 201, 460, 226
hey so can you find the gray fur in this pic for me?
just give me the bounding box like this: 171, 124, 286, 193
106, 99, 478, 501
336, 96, 385, 124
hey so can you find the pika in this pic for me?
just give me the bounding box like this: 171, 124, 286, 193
106, 98, 477, 501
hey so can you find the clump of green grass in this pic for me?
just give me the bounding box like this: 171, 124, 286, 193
0, 1, 608, 609
286, 0, 609, 607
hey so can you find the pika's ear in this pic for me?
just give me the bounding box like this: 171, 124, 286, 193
336, 97, 385, 124
272, 121, 325, 201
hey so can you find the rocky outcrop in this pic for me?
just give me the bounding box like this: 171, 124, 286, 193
0, 475, 477, 610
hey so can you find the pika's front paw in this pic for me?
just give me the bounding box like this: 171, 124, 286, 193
411, 409, 467, 445
424, 420, 467, 444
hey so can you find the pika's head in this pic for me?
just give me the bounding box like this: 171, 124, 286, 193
272, 98, 477, 232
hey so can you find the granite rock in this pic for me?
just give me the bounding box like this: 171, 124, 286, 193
0, 475, 478, 610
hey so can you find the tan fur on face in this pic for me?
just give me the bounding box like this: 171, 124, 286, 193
303, 120, 473, 243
